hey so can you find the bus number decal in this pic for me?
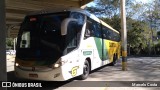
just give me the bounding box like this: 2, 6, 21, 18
69, 66, 79, 76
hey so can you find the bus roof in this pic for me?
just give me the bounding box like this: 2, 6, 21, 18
27, 8, 119, 34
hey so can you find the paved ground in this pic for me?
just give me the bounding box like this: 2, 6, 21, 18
6, 56, 160, 90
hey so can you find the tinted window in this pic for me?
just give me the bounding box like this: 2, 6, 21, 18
64, 21, 82, 54
103, 26, 120, 42
70, 12, 85, 25
17, 12, 70, 59
84, 17, 102, 39
84, 20, 93, 39
84, 17, 120, 42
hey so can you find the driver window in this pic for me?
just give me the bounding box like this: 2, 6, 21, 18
65, 21, 78, 54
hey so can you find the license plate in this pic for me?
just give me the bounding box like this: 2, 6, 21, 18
29, 74, 38, 78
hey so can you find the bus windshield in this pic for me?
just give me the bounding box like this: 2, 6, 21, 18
16, 12, 70, 61
16, 11, 84, 63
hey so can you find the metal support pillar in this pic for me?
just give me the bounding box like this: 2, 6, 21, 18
0, 0, 7, 78
120, 0, 127, 71
0, 0, 7, 89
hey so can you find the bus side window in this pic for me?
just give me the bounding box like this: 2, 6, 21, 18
84, 17, 102, 39
103, 26, 112, 40
115, 32, 120, 42
93, 21, 102, 38
108, 30, 113, 40
103, 26, 109, 39
70, 12, 85, 25
93, 23, 99, 38
65, 21, 77, 54
84, 20, 92, 39
117, 34, 121, 41
114, 32, 118, 41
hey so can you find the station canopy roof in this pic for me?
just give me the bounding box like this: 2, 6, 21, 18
6, 0, 93, 38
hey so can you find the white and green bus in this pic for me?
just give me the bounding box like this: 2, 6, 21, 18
15, 8, 121, 81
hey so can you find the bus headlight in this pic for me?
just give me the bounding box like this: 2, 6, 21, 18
54, 61, 64, 67
49, 60, 67, 69
15, 63, 19, 66
54, 63, 60, 68
50, 63, 61, 69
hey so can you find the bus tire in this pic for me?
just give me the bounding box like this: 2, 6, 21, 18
78, 60, 90, 80
109, 54, 117, 66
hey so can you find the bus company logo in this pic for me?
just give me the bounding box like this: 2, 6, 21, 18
69, 66, 79, 76
2, 82, 11, 87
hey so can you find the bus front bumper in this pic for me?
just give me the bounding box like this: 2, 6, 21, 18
15, 66, 65, 81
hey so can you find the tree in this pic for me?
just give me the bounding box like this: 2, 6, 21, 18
101, 15, 121, 31
126, 0, 160, 55
6, 38, 14, 50
157, 31, 160, 36
140, 0, 160, 55
85, 0, 133, 18
127, 20, 151, 55
85, 0, 159, 55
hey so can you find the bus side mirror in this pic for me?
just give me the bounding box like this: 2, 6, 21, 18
61, 18, 78, 35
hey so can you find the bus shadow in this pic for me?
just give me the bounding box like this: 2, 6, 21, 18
7, 64, 116, 90
90, 63, 117, 73
7, 71, 74, 90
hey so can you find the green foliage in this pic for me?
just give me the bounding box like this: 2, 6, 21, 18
141, 0, 160, 30
126, 2, 143, 18
85, 0, 160, 55
6, 38, 14, 49
157, 31, 160, 36
85, 0, 133, 18
127, 20, 151, 55
101, 15, 121, 31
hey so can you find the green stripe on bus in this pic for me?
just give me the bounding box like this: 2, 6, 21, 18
94, 37, 103, 60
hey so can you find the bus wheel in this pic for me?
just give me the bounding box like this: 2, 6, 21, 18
109, 55, 117, 66
78, 60, 90, 80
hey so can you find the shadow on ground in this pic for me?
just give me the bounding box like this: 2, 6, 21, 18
7, 71, 74, 90
7, 64, 112, 90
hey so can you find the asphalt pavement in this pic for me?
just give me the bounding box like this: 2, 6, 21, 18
6, 56, 160, 90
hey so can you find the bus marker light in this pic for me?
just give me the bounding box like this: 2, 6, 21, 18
30, 18, 36, 21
